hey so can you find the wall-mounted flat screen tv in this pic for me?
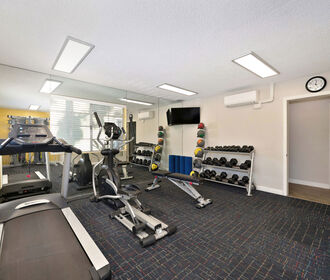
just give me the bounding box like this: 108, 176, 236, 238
166, 107, 200, 125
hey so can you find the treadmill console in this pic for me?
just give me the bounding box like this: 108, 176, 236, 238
9, 124, 54, 144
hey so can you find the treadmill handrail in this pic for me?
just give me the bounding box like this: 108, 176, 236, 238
0, 138, 82, 155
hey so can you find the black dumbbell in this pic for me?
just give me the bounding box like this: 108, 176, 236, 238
228, 174, 239, 184
245, 160, 251, 168
215, 175, 221, 181
147, 160, 151, 165
205, 147, 210, 150
154, 154, 161, 161
210, 170, 217, 177
248, 146, 254, 152
220, 172, 228, 181
238, 176, 249, 186
212, 158, 219, 165
199, 172, 205, 178
143, 159, 148, 165
202, 159, 208, 164
219, 157, 227, 165
137, 150, 142, 155
131, 158, 136, 163
230, 158, 238, 166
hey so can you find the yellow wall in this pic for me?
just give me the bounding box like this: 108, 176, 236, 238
0, 108, 56, 164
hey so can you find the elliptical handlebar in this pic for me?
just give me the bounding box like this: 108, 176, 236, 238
93, 111, 134, 151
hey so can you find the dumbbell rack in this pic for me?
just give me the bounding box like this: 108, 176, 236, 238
198, 149, 256, 196
131, 143, 156, 171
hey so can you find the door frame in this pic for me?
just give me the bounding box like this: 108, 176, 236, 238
283, 90, 330, 196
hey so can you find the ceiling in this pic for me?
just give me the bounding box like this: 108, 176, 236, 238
0, 0, 330, 104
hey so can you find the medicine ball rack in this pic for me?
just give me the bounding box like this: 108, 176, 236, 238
196, 149, 256, 196
130, 142, 156, 171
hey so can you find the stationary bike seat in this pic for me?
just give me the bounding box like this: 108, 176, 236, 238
119, 184, 141, 196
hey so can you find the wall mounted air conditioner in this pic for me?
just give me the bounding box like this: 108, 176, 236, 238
138, 111, 154, 120
224, 90, 259, 107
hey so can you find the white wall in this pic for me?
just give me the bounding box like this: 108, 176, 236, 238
289, 98, 330, 188
131, 71, 330, 194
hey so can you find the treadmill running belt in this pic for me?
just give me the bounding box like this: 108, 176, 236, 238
0, 209, 94, 280
7, 172, 41, 183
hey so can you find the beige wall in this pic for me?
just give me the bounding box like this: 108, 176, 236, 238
288, 97, 329, 188
131, 71, 330, 194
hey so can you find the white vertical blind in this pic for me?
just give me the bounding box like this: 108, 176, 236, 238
50, 96, 124, 151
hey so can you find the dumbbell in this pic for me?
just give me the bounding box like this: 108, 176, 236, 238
219, 172, 228, 181
154, 154, 161, 161
204, 169, 211, 179
225, 158, 238, 168
199, 172, 205, 178
143, 159, 148, 165
131, 158, 136, 163
212, 158, 220, 166
205, 147, 210, 150
248, 146, 254, 152
219, 157, 227, 165
228, 174, 239, 184
239, 160, 251, 170
137, 150, 142, 155
210, 170, 217, 177
238, 176, 249, 186
147, 160, 151, 165
206, 157, 213, 165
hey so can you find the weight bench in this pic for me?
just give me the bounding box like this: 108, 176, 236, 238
117, 161, 133, 180
145, 170, 212, 209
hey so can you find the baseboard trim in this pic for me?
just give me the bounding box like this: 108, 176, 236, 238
256, 185, 284, 196
289, 178, 330, 189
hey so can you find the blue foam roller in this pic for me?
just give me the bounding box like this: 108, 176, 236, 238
180, 156, 185, 174
169, 155, 175, 173
185, 156, 192, 175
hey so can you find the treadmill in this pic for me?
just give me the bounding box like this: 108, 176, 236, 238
0, 124, 52, 202
0, 123, 111, 280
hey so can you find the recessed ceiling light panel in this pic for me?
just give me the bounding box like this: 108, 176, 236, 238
158, 84, 197, 96
29, 105, 40, 110
233, 52, 279, 78
120, 98, 152, 106
40, 79, 62, 93
52, 36, 94, 73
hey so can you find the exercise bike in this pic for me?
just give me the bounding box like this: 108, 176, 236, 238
90, 112, 176, 247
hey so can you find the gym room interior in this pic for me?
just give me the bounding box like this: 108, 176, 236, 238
0, 1, 329, 280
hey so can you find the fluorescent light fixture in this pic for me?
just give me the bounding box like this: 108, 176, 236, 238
52, 36, 94, 73
40, 79, 62, 93
120, 98, 152, 106
158, 84, 197, 96
233, 52, 279, 78
29, 105, 40, 110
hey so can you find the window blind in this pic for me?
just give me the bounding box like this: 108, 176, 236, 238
50, 96, 124, 152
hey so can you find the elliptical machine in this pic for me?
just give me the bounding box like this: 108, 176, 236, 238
90, 112, 176, 247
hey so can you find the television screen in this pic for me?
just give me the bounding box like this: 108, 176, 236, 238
166, 107, 200, 125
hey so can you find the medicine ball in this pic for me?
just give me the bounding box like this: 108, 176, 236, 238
197, 130, 205, 138
158, 126, 164, 131
198, 123, 205, 129
158, 138, 164, 145
158, 131, 164, 138
154, 154, 161, 161
155, 145, 162, 153
151, 163, 159, 171
190, 171, 199, 178
193, 158, 202, 168
197, 139, 205, 147
194, 148, 203, 158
